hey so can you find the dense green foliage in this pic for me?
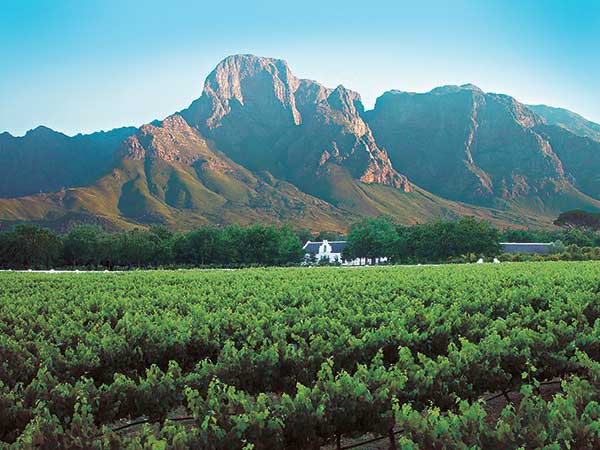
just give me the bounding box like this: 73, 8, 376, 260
341, 216, 600, 264
2, 216, 600, 269
344, 217, 502, 263
0, 224, 304, 269
2, 263, 600, 448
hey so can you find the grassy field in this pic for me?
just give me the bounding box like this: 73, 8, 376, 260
2, 262, 600, 448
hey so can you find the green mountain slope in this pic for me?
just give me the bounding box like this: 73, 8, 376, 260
0, 114, 552, 231
0, 116, 354, 232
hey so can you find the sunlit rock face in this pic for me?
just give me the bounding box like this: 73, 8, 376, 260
182, 54, 411, 198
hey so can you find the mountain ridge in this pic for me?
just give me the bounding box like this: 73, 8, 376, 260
528, 104, 600, 142
2, 54, 600, 232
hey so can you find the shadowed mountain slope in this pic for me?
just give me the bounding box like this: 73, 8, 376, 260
0, 126, 136, 198
181, 55, 409, 203
365, 85, 600, 219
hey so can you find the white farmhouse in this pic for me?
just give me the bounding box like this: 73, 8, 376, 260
303, 240, 347, 264
302, 240, 386, 265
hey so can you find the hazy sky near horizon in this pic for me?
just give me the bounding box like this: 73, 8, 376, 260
2, 0, 599, 136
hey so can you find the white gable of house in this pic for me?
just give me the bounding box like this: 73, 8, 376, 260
303, 240, 345, 262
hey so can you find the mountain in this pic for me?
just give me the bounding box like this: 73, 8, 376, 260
365, 85, 600, 217
2, 55, 600, 232
0, 116, 493, 232
182, 55, 409, 206
1, 111, 509, 232
180, 56, 543, 226
0, 115, 357, 231
0, 126, 135, 197
528, 104, 600, 142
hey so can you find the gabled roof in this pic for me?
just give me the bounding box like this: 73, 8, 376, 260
303, 241, 347, 254
303, 242, 321, 253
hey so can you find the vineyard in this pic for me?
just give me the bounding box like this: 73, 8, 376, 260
2, 262, 600, 448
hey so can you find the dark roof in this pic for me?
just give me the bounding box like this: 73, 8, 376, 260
500, 242, 553, 254
303, 242, 321, 253
329, 241, 347, 253
303, 241, 347, 254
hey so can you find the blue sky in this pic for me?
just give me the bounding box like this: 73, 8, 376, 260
1, 0, 599, 136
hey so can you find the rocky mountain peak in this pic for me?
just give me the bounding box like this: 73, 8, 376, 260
366, 84, 567, 203
198, 54, 301, 129
490, 94, 543, 128
326, 85, 364, 118
304, 84, 369, 137
429, 84, 484, 96
158, 114, 193, 132
24, 125, 64, 139
180, 55, 412, 195
460, 83, 483, 92
0, 132, 14, 143
121, 114, 210, 165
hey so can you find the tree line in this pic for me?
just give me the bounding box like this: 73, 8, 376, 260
1, 215, 599, 269
0, 224, 305, 269
500, 225, 600, 247
343, 216, 502, 263
342, 216, 600, 264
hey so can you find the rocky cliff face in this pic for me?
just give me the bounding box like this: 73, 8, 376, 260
182, 55, 410, 198
365, 85, 568, 204
120, 115, 217, 165
0, 114, 353, 231
534, 124, 600, 199
189, 54, 302, 129
182, 55, 303, 173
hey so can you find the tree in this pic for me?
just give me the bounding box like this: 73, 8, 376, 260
63, 225, 104, 267
185, 227, 224, 265
148, 226, 174, 265
236, 225, 281, 265
500, 228, 560, 243
97, 232, 120, 269
295, 228, 314, 247
344, 217, 397, 263
316, 231, 345, 242
454, 216, 501, 257
1, 225, 62, 269
562, 228, 596, 247
274, 226, 304, 265
114, 230, 160, 267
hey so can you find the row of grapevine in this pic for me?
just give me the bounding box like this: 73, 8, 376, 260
1, 262, 600, 447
